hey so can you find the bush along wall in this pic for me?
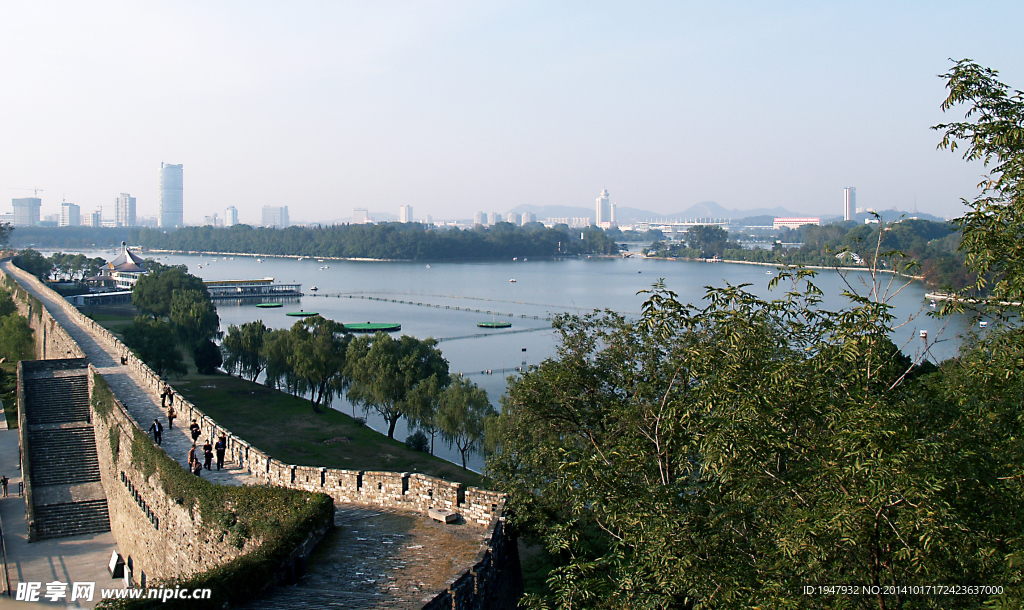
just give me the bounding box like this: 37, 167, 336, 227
90, 368, 334, 609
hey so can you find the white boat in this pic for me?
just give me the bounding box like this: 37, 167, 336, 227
318, 259, 324, 263
766, 271, 772, 275
509, 279, 517, 283
310, 286, 318, 292
980, 321, 989, 328
257, 259, 262, 263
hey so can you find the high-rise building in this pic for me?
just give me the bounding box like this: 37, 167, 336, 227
116, 193, 137, 227
474, 212, 485, 226
399, 205, 413, 223
88, 210, 102, 227
12, 197, 41, 226
488, 212, 500, 225
60, 202, 81, 227
353, 208, 369, 224
522, 212, 535, 225
204, 213, 221, 227
159, 163, 184, 228
844, 187, 856, 221
595, 189, 616, 227
507, 212, 520, 225
262, 206, 289, 228
224, 206, 238, 226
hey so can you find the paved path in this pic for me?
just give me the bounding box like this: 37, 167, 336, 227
0, 429, 124, 609
1, 261, 253, 487
243, 504, 486, 610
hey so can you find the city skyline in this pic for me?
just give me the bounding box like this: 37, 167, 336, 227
1, 3, 1022, 225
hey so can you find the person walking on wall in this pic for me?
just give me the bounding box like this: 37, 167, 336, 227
215, 435, 226, 470
148, 419, 163, 445
1, 475, 8, 497
188, 443, 197, 469
167, 404, 176, 429
160, 384, 169, 408
190, 420, 201, 443
203, 440, 213, 470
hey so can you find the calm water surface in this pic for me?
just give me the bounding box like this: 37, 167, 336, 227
131, 252, 973, 471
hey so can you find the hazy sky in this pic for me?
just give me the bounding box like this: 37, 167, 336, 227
2, 2, 1022, 225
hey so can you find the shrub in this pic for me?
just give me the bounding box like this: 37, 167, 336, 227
405, 430, 429, 452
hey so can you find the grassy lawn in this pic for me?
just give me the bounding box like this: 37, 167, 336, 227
175, 374, 484, 488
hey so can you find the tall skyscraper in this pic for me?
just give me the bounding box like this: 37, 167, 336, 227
399, 205, 413, 223
116, 193, 137, 227
60, 202, 81, 227
159, 163, 184, 228
507, 212, 521, 225
88, 210, 102, 227
262, 205, 289, 228
488, 212, 500, 225
474, 212, 485, 226
12, 197, 41, 226
596, 189, 616, 226
353, 208, 369, 224
844, 187, 856, 221
225, 206, 238, 226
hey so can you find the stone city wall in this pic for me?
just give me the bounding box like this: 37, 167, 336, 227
88, 365, 255, 584
2, 261, 520, 608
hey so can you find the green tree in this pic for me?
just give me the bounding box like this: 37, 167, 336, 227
436, 375, 493, 469
0, 288, 17, 319
347, 333, 449, 439
0, 222, 12, 248
0, 314, 34, 361
169, 288, 221, 347
488, 271, 1024, 609
289, 316, 350, 413
405, 373, 448, 454
132, 266, 210, 318
12, 249, 53, 281
122, 316, 187, 378
192, 338, 223, 375
685, 224, 729, 257
222, 321, 269, 381
262, 328, 303, 396
935, 59, 1024, 303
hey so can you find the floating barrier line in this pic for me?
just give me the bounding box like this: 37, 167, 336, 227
436, 326, 551, 343
323, 294, 556, 323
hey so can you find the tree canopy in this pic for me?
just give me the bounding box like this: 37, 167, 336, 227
346, 333, 449, 438
488, 61, 1024, 609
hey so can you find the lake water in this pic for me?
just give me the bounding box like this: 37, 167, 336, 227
135, 252, 972, 472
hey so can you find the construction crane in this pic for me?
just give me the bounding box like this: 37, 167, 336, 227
8, 188, 44, 196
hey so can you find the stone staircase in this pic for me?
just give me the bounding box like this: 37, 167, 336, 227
28, 426, 102, 487
23, 375, 91, 425
22, 362, 111, 541
34, 499, 112, 540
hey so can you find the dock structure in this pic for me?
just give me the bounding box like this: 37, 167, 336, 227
204, 277, 302, 299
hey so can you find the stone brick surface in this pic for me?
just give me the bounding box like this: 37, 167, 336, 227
2, 260, 521, 609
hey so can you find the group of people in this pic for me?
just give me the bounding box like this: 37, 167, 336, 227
147, 382, 227, 477
187, 430, 227, 476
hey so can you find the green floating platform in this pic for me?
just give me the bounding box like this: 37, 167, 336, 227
286, 311, 319, 317
477, 321, 512, 329
256, 303, 283, 308
345, 322, 402, 333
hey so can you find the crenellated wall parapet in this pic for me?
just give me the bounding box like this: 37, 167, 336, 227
1, 260, 519, 608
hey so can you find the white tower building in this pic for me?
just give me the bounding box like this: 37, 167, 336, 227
159, 163, 184, 228
116, 193, 136, 227
225, 206, 239, 226
844, 187, 856, 221
399, 205, 413, 223
60, 202, 81, 227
